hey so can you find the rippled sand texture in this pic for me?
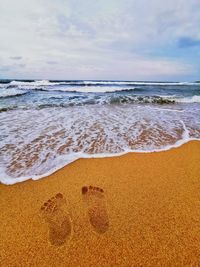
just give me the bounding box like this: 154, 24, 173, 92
0, 141, 200, 266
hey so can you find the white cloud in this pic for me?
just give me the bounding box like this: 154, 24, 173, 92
0, 0, 199, 80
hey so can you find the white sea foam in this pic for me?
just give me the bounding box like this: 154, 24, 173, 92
7, 81, 137, 93
0, 88, 27, 98
10, 80, 60, 86
0, 105, 200, 185
75, 81, 200, 86
177, 95, 200, 103
1, 138, 199, 185
44, 86, 136, 93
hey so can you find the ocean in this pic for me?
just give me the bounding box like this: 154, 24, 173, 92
0, 79, 200, 184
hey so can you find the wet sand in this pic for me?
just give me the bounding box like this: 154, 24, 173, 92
0, 141, 200, 266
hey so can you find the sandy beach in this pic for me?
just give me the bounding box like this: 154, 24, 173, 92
0, 140, 200, 266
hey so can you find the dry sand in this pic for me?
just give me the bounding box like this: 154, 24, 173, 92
0, 141, 200, 267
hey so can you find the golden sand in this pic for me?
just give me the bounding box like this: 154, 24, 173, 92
0, 141, 200, 266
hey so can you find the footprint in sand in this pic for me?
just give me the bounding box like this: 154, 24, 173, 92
40, 193, 72, 246
82, 186, 109, 234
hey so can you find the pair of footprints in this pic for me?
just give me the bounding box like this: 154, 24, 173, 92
40, 186, 109, 246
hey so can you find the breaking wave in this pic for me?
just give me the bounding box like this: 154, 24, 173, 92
177, 95, 200, 103
1, 79, 200, 87
0, 88, 28, 98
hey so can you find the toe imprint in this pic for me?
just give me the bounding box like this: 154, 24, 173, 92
82, 186, 109, 234
40, 193, 72, 246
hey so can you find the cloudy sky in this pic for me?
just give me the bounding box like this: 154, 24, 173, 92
0, 0, 200, 81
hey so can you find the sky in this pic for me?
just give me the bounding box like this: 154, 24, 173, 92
0, 0, 200, 81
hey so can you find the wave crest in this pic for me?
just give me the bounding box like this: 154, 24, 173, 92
0, 88, 28, 98
177, 95, 200, 103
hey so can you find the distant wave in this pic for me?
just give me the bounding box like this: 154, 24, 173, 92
1, 79, 200, 87
10, 80, 61, 86
74, 81, 200, 86
32, 86, 138, 93
2, 81, 139, 93
49, 80, 200, 86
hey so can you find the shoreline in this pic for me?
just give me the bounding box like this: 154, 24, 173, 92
0, 140, 200, 266
1, 138, 199, 185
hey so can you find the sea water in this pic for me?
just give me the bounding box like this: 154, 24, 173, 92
0, 80, 200, 184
